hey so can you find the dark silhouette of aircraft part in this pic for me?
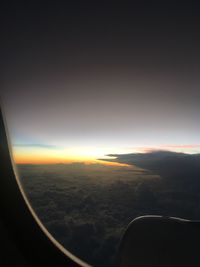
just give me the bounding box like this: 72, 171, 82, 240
115, 215, 200, 267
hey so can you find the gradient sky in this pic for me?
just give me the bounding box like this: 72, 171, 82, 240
2, 3, 200, 163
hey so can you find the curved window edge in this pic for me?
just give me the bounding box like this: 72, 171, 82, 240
0, 105, 91, 267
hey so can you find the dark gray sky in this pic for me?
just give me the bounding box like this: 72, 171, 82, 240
2, 3, 200, 161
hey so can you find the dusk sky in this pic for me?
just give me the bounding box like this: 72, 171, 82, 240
2, 3, 200, 163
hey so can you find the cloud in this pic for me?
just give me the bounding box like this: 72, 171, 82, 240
129, 145, 200, 154
14, 143, 59, 149
103, 151, 200, 183
17, 156, 200, 267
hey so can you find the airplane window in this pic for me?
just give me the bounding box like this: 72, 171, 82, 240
2, 3, 200, 267
2, 74, 200, 266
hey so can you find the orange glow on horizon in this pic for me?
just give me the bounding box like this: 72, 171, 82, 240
12, 150, 129, 167
12, 144, 132, 167
14, 157, 130, 167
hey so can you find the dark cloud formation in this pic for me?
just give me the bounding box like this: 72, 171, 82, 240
104, 151, 200, 182
17, 152, 200, 266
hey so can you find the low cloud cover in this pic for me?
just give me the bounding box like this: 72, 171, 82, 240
17, 151, 200, 266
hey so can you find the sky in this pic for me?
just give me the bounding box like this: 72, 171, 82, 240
2, 3, 200, 163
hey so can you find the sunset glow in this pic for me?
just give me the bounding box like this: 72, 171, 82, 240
12, 145, 129, 166
12, 143, 200, 165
